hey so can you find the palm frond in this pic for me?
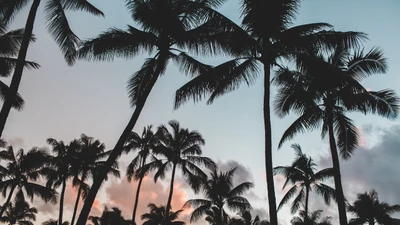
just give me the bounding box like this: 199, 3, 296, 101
62, 0, 104, 17
0, 81, 25, 110
333, 111, 358, 159
277, 184, 297, 212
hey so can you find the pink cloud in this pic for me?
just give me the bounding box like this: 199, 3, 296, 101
355, 126, 366, 147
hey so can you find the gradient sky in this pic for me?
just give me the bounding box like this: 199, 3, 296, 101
2, 0, 400, 225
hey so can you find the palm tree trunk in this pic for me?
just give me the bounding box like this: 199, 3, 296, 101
305, 185, 310, 224
327, 111, 348, 225
131, 158, 146, 224
262, 62, 278, 225
75, 53, 168, 225
0, 184, 16, 217
58, 179, 67, 225
0, 0, 41, 138
165, 163, 177, 222
70, 184, 83, 225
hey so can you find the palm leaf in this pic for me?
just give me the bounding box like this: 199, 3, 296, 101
332, 111, 358, 159
61, 0, 104, 17
277, 184, 297, 212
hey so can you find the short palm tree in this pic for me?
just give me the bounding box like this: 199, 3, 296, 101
229, 210, 270, 225
273, 45, 400, 225
89, 206, 131, 225
42, 219, 69, 225
125, 126, 159, 224
185, 167, 253, 225
0, 146, 57, 217
70, 134, 120, 225
291, 210, 332, 225
347, 190, 400, 225
0, 0, 103, 138
204, 206, 228, 225
139, 120, 216, 221
274, 144, 335, 217
74, 0, 237, 222
46, 138, 80, 225
0, 191, 37, 225
141, 203, 185, 225
174, 1, 364, 224
0, 20, 39, 111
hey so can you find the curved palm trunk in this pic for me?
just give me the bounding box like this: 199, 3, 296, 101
76, 53, 168, 225
262, 62, 278, 225
70, 183, 83, 225
0, 0, 41, 138
0, 184, 16, 217
165, 163, 177, 223
327, 111, 348, 225
131, 158, 147, 224
58, 180, 67, 225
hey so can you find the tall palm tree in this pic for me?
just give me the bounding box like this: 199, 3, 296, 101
0, 191, 37, 225
273, 45, 400, 225
125, 126, 159, 224
141, 203, 185, 225
274, 144, 335, 217
74, 0, 238, 222
185, 167, 253, 225
42, 219, 70, 225
70, 134, 120, 225
347, 190, 400, 225
0, 146, 57, 217
138, 120, 216, 221
174, 1, 364, 224
88, 206, 132, 225
0, 19, 39, 110
46, 138, 80, 225
291, 210, 332, 225
0, 0, 104, 138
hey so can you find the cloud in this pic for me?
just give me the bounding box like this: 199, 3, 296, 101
104, 175, 190, 223
318, 124, 400, 221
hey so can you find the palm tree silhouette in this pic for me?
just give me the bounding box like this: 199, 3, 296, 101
274, 144, 335, 217
0, 0, 104, 137
138, 120, 216, 221
203, 206, 228, 225
291, 210, 332, 225
89, 206, 132, 225
46, 138, 80, 225
125, 126, 159, 224
174, 1, 364, 223
273, 45, 400, 225
141, 203, 185, 225
0, 191, 37, 225
185, 167, 253, 225
75, 0, 236, 222
0, 20, 39, 110
347, 190, 400, 225
229, 210, 270, 225
70, 134, 120, 225
0, 146, 57, 217
42, 219, 70, 225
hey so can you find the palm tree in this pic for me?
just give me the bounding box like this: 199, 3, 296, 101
291, 210, 332, 225
0, 191, 37, 225
125, 126, 159, 224
274, 144, 335, 217
347, 190, 400, 225
174, 1, 365, 224
0, 0, 104, 138
141, 203, 185, 225
0, 19, 39, 110
228, 210, 270, 225
74, 0, 237, 222
70, 134, 120, 225
273, 45, 400, 225
89, 206, 132, 225
0, 145, 57, 217
185, 167, 253, 225
138, 120, 216, 221
46, 138, 80, 225
203, 206, 229, 225
42, 219, 70, 225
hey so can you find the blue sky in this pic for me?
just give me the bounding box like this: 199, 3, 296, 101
2, 0, 400, 224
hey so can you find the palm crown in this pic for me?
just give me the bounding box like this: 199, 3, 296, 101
274, 144, 335, 215
291, 210, 332, 225
185, 167, 253, 224
0, 190, 37, 225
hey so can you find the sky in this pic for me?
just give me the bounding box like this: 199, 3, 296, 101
2, 0, 400, 225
